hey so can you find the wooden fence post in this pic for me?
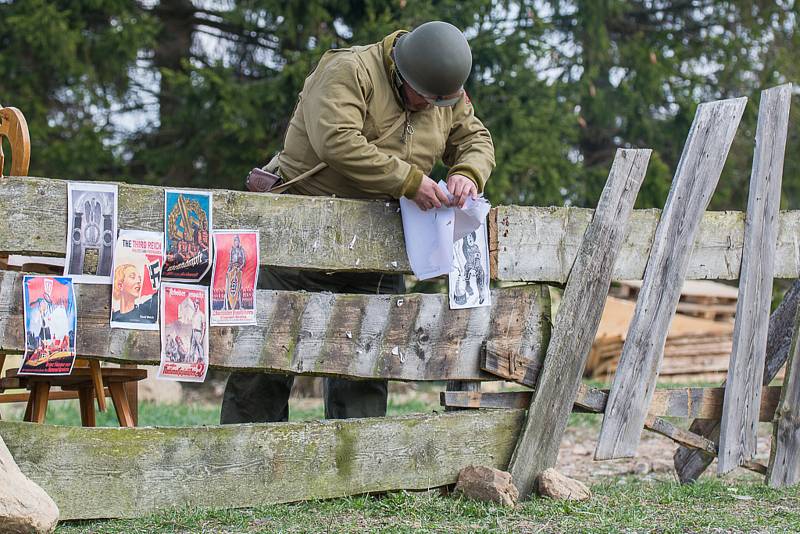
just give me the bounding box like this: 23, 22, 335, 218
595, 97, 747, 460
718, 84, 792, 474
674, 280, 800, 482
767, 302, 800, 487
507, 148, 650, 498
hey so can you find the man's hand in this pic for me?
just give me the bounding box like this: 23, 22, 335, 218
413, 175, 451, 211
447, 174, 478, 208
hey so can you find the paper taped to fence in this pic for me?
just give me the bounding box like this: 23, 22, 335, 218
110, 230, 163, 330
158, 283, 209, 383
449, 223, 491, 309
163, 190, 212, 282
64, 182, 118, 284
210, 230, 259, 326
19, 275, 77, 376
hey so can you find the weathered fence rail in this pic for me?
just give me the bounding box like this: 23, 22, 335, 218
0, 411, 524, 519
0, 270, 550, 380
7, 176, 800, 282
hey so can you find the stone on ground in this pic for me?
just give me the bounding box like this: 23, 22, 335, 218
536, 468, 591, 501
0, 435, 59, 533
453, 465, 519, 507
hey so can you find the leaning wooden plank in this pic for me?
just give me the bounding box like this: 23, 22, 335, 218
718, 84, 792, 474
0, 411, 525, 520
508, 149, 650, 497
595, 97, 747, 460
0, 270, 550, 381
674, 273, 800, 482
768, 299, 800, 487
0, 176, 411, 273
441, 387, 781, 421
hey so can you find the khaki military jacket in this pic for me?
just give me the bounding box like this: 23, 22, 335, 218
277, 31, 495, 200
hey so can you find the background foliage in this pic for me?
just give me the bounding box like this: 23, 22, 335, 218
2, 0, 799, 209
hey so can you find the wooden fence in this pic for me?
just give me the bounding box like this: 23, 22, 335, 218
1, 84, 800, 519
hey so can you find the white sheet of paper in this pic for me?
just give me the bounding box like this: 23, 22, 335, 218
399, 196, 454, 280
453, 194, 491, 242
399, 181, 491, 281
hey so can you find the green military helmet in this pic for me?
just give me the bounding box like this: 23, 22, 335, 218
394, 21, 472, 106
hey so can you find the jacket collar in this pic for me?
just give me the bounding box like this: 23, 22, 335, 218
381, 30, 408, 108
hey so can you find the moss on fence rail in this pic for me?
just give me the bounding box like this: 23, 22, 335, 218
0, 410, 525, 520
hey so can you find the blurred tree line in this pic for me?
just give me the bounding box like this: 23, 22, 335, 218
1, 0, 799, 209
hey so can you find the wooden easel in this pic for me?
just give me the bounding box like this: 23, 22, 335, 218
0, 104, 114, 422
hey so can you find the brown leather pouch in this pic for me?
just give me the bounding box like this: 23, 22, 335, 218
246, 167, 281, 192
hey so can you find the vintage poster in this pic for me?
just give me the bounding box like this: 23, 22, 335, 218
19, 276, 78, 376
158, 282, 209, 382
210, 230, 259, 326
449, 222, 492, 309
64, 182, 118, 284
163, 190, 212, 282
110, 230, 163, 330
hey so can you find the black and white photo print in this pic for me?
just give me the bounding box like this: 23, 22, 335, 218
64, 182, 118, 284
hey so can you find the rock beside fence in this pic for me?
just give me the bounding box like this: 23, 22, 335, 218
454, 465, 519, 507
536, 468, 591, 501
0, 435, 59, 533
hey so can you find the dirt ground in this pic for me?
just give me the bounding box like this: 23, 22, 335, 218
556, 422, 773, 483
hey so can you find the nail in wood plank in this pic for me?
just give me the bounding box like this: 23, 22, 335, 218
718, 84, 792, 474
595, 97, 747, 460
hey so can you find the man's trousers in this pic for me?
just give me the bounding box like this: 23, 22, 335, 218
220, 267, 405, 423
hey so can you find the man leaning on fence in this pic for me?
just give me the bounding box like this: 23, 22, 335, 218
221, 20, 496, 423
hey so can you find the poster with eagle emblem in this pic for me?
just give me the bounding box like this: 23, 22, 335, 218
163, 190, 212, 282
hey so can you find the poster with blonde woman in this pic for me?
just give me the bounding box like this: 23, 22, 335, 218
110, 230, 164, 330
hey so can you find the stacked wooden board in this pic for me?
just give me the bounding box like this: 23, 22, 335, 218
612, 280, 738, 322
587, 296, 735, 382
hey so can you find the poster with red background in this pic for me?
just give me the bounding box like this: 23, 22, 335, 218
210, 230, 259, 326
19, 276, 77, 376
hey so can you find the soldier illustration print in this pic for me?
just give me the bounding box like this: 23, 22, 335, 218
449, 223, 491, 309
210, 230, 259, 326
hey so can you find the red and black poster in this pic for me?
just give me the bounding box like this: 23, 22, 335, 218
210, 230, 259, 326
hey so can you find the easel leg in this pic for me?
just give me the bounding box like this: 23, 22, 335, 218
88, 359, 106, 412
32, 382, 50, 423
78, 387, 97, 427
109, 382, 135, 427
23, 388, 34, 422
121, 364, 139, 426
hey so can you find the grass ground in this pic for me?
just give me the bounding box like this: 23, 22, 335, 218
56, 478, 800, 533
3, 388, 796, 533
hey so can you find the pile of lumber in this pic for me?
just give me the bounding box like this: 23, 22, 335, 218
612, 280, 738, 322
587, 296, 735, 382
